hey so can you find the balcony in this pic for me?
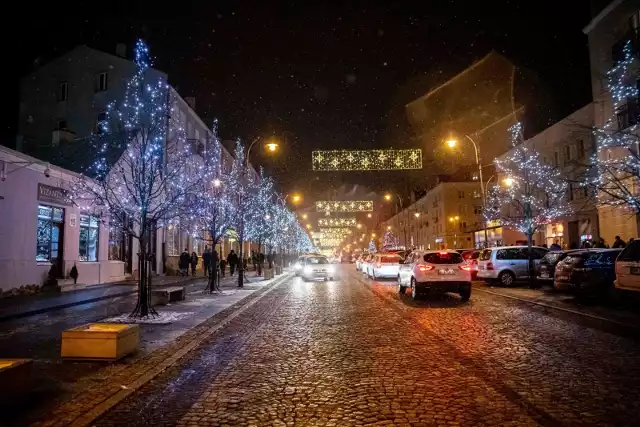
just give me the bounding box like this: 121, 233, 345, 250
51, 129, 76, 145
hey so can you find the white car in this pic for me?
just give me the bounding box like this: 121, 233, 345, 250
300, 255, 335, 281
293, 255, 311, 276
397, 250, 472, 301
367, 253, 402, 279
357, 254, 373, 273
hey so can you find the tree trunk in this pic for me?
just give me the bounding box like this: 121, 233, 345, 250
130, 232, 157, 318
527, 232, 537, 289
238, 227, 245, 288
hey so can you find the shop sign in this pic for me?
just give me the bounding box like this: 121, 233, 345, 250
37, 183, 72, 206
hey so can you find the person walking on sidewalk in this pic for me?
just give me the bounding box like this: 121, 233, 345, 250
179, 248, 190, 276
227, 250, 238, 276
220, 258, 227, 277
613, 236, 626, 248
202, 246, 212, 277
190, 251, 199, 276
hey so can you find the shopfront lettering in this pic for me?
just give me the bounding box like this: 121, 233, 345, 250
37, 183, 72, 206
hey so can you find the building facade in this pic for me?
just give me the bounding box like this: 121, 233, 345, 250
584, 1, 640, 242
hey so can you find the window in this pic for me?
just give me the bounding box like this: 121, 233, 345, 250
79, 214, 100, 261
577, 139, 585, 158
95, 72, 108, 92
423, 252, 463, 264
95, 112, 107, 134
108, 213, 127, 261
37, 205, 64, 262
554, 151, 559, 167
58, 82, 68, 102
458, 190, 465, 199
565, 145, 571, 163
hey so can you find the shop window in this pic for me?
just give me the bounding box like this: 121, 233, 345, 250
108, 214, 128, 261
37, 205, 64, 262
79, 214, 100, 261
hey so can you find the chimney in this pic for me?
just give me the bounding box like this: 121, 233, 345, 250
185, 97, 196, 111
115, 43, 127, 58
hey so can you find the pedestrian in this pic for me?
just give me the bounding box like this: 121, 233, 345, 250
595, 238, 607, 248
612, 235, 626, 248
220, 258, 227, 277
549, 240, 562, 251
267, 251, 274, 269
179, 248, 190, 276
202, 246, 212, 277
227, 250, 238, 276
251, 250, 258, 271
258, 251, 265, 275
190, 251, 199, 276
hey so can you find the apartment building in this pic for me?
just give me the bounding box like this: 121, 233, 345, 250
584, 0, 640, 242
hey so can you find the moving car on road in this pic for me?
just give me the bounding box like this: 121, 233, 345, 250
300, 255, 335, 281
477, 246, 548, 286
366, 253, 402, 279
397, 250, 472, 301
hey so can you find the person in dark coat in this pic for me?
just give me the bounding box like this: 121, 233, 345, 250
190, 251, 199, 276
549, 240, 562, 251
202, 246, 212, 277
227, 250, 238, 276
612, 236, 626, 248
219, 258, 227, 277
179, 249, 190, 276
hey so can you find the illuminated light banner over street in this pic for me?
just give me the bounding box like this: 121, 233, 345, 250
319, 239, 343, 247
320, 228, 352, 238
312, 149, 422, 171
318, 218, 357, 227
316, 200, 373, 212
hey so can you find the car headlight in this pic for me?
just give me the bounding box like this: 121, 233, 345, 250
327, 266, 335, 273
303, 266, 312, 274
294, 263, 301, 270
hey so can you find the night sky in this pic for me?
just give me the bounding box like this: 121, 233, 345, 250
2, 1, 592, 197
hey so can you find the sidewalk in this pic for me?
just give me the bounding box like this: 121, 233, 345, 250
473, 281, 640, 333
0, 275, 209, 322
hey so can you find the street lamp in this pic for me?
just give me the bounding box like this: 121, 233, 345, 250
504, 177, 514, 187
449, 216, 460, 248
302, 213, 308, 219
445, 134, 488, 249
367, 213, 372, 219
387, 225, 392, 230
306, 224, 312, 229
357, 223, 362, 229
384, 192, 409, 248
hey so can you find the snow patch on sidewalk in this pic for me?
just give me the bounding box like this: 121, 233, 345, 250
99, 311, 194, 325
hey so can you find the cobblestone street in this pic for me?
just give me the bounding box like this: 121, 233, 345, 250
75, 265, 640, 426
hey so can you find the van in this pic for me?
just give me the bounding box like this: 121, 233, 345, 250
476, 246, 548, 286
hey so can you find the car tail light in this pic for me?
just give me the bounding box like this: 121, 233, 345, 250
458, 265, 472, 271
418, 265, 434, 272
486, 262, 494, 270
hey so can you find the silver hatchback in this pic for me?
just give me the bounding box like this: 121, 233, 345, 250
476, 246, 548, 286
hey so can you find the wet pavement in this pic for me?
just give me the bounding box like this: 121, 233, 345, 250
61, 265, 640, 426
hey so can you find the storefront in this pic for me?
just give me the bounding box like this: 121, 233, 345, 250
0, 147, 136, 292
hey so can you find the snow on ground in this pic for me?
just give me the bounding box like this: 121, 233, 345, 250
100, 311, 194, 325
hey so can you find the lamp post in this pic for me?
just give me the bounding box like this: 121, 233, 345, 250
446, 135, 489, 249
208, 178, 222, 293
384, 192, 409, 249
449, 215, 460, 249
413, 212, 421, 248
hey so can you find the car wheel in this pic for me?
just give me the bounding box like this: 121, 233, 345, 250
411, 278, 420, 300
459, 286, 471, 302
498, 271, 515, 287
329, 277, 334, 281
324, 277, 329, 281
398, 283, 406, 296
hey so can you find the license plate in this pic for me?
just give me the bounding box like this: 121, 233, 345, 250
541, 273, 549, 278
438, 269, 455, 275
557, 276, 568, 281
631, 267, 640, 275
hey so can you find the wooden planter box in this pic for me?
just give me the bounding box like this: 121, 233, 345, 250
61, 323, 140, 361
0, 359, 32, 399
264, 269, 275, 280
275, 265, 283, 275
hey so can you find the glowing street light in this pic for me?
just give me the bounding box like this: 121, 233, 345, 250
266, 142, 279, 152
292, 194, 302, 203
504, 177, 514, 187
414, 212, 421, 218
384, 193, 392, 201
367, 213, 372, 218
356, 223, 362, 229
302, 213, 308, 219
306, 224, 312, 229
387, 225, 392, 230
446, 139, 457, 148
371, 233, 376, 238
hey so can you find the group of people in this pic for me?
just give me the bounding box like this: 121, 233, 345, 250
177, 247, 280, 278
546, 235, 632, 251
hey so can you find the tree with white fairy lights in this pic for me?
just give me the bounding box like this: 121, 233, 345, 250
486, 122, 571, 285
587, 40, 640, 218
73, 40, 205, 317
245, 171, 277, 275
382, 229, 399, 250
179, 121, 236, 293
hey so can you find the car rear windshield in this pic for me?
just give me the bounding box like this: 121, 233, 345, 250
541, 252, 562, 264
424, 252, 464, 264
617, 240, 640, 262
479, 249, 492, 261
380, 255, 401, 263
563, 254, 587, 265
461, 250, 480, 260
307, 257, 329, 264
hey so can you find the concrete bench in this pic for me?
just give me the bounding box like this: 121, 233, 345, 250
264, 269, 275, 280
151, 286, 185, 306
275, 265, 283, 275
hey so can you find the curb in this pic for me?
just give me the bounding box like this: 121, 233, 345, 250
474, 287, 640, 338
0, 277, 208, 323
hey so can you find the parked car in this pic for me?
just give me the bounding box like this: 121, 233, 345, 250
537, 250, 580, 282
615, 239, 640, 293
477, 246, 549, 286
397, 250, 472, 301
460, 249, 481, 280
367, 253, 402, 279
554, 249, 621, 296
356, 254, 371, 272
300, 255, 335, 281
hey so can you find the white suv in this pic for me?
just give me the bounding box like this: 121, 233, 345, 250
397, 250, 472, 301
